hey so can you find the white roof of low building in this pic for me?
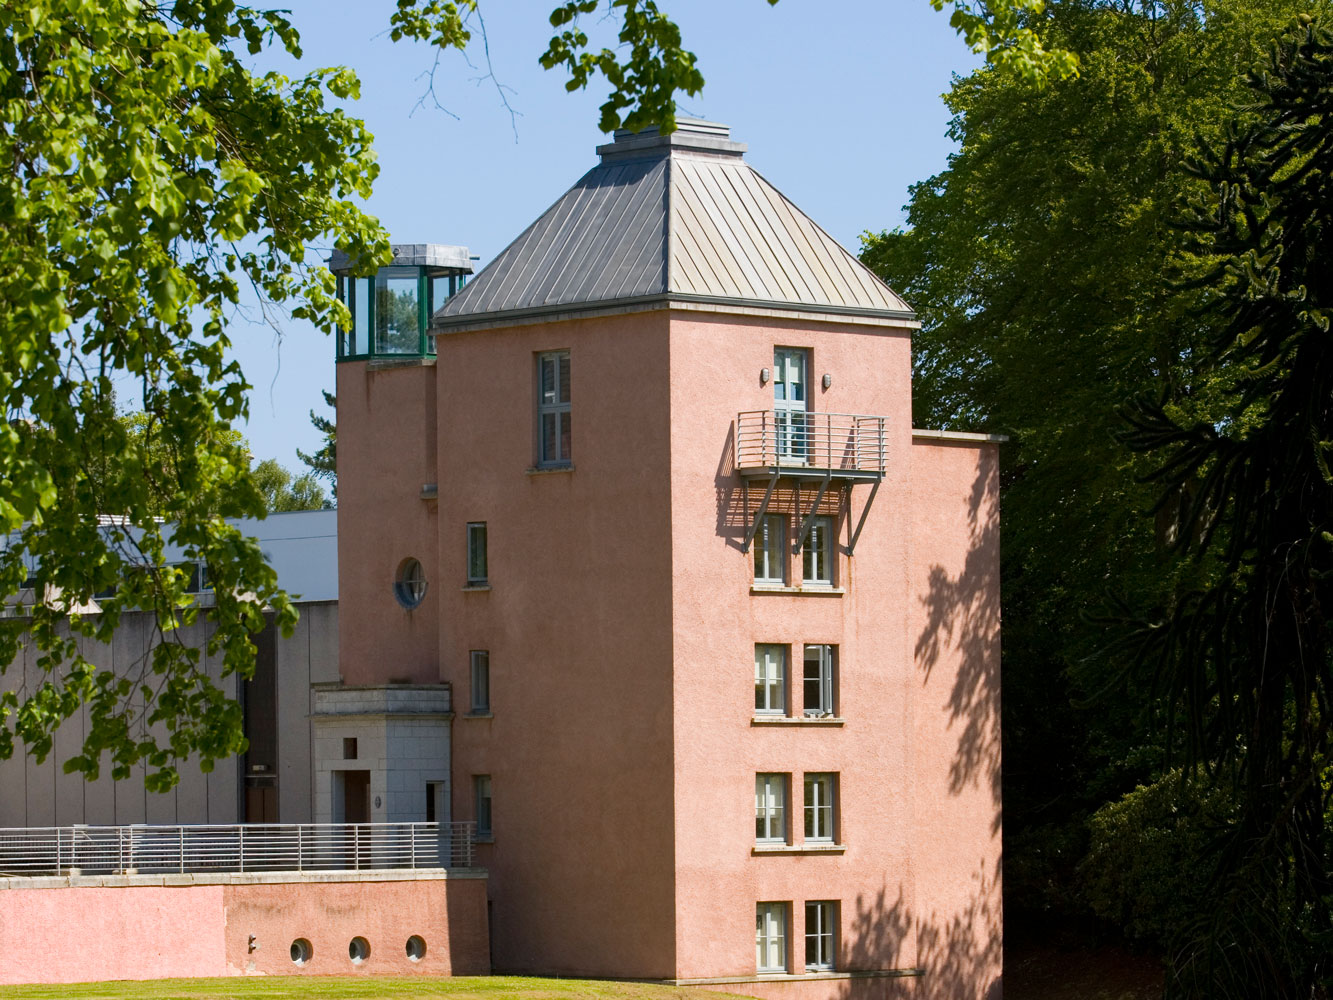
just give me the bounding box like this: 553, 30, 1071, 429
433, 120, 912, 332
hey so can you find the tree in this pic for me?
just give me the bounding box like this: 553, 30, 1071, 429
860, 0, 1330, 936
0, 0, 1077, 791
251, 458, 329, 512
297, 390, 337, 500
1119, 18, 1333, 993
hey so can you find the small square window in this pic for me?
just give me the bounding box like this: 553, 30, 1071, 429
754, 644, 787, 715
805, 901, 837, 971
470, 650, 490, 713
803, 515, 834, 586
467, 523, 488, 586
537, 350, 572, 467
756, 902, 789, 973
803, 645, 836, 717
474, 775, 492, 838
804, 772, 837, 843
753, 514, 785, 583
342, 737, 357, 760
755, 773, 788, 844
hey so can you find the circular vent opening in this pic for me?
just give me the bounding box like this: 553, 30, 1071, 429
348, 936, 371, 965
290, 938, 313, 966
394, 558, 427, 609
406, 935, 427, 962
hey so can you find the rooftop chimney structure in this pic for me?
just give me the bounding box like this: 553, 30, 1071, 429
333, 121, 1002, 998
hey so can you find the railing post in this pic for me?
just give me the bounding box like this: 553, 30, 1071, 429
179, 827, 185, 874
238, 825, 244, 874
411, 823, 417, 869
56, 826, 62, 875
297, 824, 304, 873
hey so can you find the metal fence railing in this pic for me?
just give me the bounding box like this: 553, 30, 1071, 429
736, 410, 887, 475
0, 821, 476, 876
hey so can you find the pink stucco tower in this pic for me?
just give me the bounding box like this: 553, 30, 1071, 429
333, 120, 1002, 999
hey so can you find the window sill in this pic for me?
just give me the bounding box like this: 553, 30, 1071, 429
526, 464, 574, 476
751, 715, 844, 727
751, 843, 845, 855
750, 584, 844, 597
475, 835, 495, 844
461, 584, 491, 592
464, 711, 493, 720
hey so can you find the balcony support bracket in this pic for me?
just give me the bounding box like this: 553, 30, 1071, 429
741, 473, 781, 555
847, 478, 881, 555
795, 472, 834, 554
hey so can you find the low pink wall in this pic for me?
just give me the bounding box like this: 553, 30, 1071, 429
0, 875, 489, 985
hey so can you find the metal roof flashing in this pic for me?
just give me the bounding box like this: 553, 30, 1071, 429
596, 120, 747, 162
329, 242, 473, 276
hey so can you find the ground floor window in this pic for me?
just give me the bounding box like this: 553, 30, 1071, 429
756, 902, 788, 973
805, 900, 837, 971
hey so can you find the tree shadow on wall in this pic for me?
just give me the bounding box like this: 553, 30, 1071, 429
914, 454, 1003, 833
836, 869, 1003, 1000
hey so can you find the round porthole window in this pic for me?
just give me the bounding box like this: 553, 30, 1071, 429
394, 558, 427, 609
290, 938, 313, 966
406, 935, 427, 962
349, 936, 371, 964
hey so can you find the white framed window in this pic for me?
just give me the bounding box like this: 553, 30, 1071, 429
754, 644, 786, 715
473, 775, 492, 837
756, 902, 788, 973
805, 901, 837, 971
467, 523, 488, 585
753, 514, 785, 583
803, 515, 834, 586
804, 772, 836, 843
538, 350, 572, 467
803, 644, 836, 717
470, 650, 490, 713
755, 773, 788, 844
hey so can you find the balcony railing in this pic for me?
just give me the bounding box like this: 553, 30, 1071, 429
0, 821, 476, 877
736, 410, 887, 478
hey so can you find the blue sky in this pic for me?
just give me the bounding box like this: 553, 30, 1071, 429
230, 1, 978, 471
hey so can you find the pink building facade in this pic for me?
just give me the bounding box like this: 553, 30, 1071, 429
330, 121, 1002, 998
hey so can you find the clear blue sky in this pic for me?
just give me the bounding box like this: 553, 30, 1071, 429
231, 1, 978, 472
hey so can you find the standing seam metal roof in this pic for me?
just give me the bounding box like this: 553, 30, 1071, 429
434, 120, 911, 330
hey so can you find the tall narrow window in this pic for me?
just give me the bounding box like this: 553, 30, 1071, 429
754, 644, 786, 716
803, 515, 834, 586
755, 773, 788, 844
467, 523, 488, 586
756, 903, 788, 973
804, 773, 837, 843
753, 514, 785, 583
805, 901, 837, 971
470, 650, 490, 713
538, 350, 572, 467
803, 645, 836, 717
474, 775, 493, 838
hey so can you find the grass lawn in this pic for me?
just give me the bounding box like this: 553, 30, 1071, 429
0, 977, 754, 1000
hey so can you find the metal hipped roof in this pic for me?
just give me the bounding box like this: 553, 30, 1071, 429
433, 119, 911, 332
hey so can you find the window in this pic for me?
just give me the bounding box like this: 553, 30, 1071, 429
803, 645, 836, 717
805, 901, 837, 971
754, 644, 786, 715
474, 775, 493, 838
466, 523, 488, 586
342, 737, 358, 760
756, 902, 788, 973
538, 350, 572, 466
755, 773, 788, 843
395, 557, 427, 608
470, 650, 490, 713
753, 514, 785, 583
804, 773, 837, 843
803, 515, 834, 585
425, 780, 446, 822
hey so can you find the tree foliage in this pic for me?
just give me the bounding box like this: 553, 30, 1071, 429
252, 457, 328, 512
297, 390, 336, 499
860, 0, 1331, 942
1119, 17, 1333, 993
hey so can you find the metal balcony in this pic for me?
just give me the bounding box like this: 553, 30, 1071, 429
735, 410, 887, 481
0, 821, 476, 876
735, 410, 889, 558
